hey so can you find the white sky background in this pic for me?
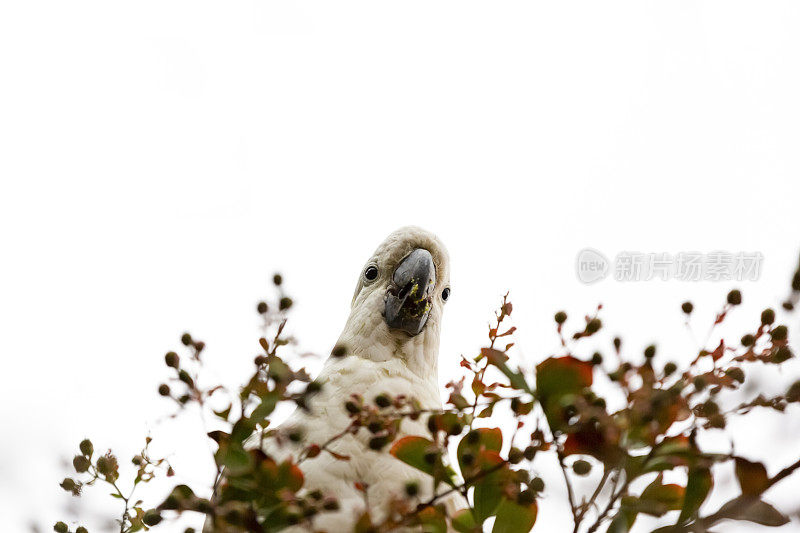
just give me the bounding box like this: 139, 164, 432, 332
2, 1, 800, 531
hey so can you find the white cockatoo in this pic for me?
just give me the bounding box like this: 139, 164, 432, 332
207, 226, 463, 532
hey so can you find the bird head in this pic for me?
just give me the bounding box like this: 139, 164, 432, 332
338, 226, 450, 375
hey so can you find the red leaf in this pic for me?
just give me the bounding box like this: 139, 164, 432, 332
710, 340, 725, 361
735, 457, 769, 495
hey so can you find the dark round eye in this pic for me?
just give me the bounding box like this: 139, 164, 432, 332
442, 287, 450, 301
364, 266, 379, 281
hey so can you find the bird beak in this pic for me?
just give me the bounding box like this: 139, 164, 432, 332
384, 248, 436, 336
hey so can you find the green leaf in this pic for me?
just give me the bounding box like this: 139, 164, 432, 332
418, 505, 448, 533
677, 466, 712, 525
535, 356, 593, 431
390, 436, 437, 476
472, 451, 506, 523
639, 473, 685, 516
605, 510, 635, 533
250, 391, 279, 423
213, 404, 232, 421
457, 428, 502, 479
452, 509, 479, 533
492, 498, 537, 533
482, 348, 532, 393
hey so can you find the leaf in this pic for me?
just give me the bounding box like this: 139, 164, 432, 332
418, 505, 448, 533
734, 457, 769, 496
472, 450, 507, 523
278, 459, 304, 492
213, 404, 232, 421
677, 467, 712, 524
457, 428, 502, 477
535, 356, 593, 431
483, 348, 532, 393
390, 436, 437, 476
605, 509, 636, 533
250, 391, 279, 423
354, 511, 374, 533
563, 422, 623, 465
477, 404, 495, 418
639, 473, 685, 517
492, 498, 537, 533
716, 499, 789, 527
452, 509, 479, 533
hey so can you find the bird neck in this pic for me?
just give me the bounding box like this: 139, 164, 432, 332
334, 319, 441, 386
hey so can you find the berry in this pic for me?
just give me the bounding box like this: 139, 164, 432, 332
164, 351, 179, 368
143, 510, 163, 526
727, 289, 742, 305
374, 394, 391, 408
771, 325, 788, 341
572, 460, 591, 476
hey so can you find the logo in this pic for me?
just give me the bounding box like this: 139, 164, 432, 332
576, 248, 609, 284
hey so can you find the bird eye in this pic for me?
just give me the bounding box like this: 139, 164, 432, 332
442, 287, 450, 301
364, 266, 379, 281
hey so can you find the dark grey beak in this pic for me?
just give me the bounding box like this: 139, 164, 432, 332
384, 248, 436, 336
